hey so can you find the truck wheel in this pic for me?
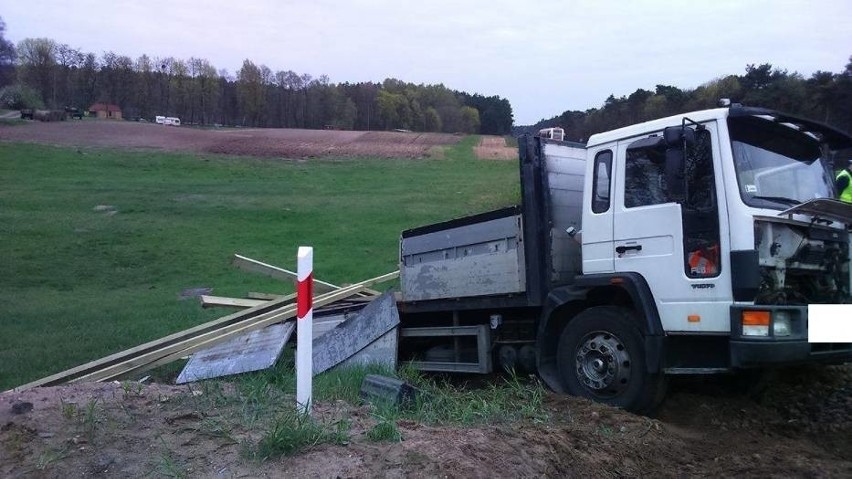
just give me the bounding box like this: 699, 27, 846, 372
556, 306, 663, 414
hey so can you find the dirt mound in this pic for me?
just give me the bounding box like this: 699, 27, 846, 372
1, 365, 849, 477
0, 121, 461, 159
474, 135, 516, 160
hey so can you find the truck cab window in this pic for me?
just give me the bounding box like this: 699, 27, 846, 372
682, 128, 720, 278
729, 115, 834, 209
592, 150, 612, 213
625, 140, 668, 208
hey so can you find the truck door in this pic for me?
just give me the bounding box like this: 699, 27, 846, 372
612, 122, 731, 332
581, 147, 616, 273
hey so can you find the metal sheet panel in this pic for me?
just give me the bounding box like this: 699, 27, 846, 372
402, 249, 524, 301
176, 322, 295, 384
401, 213, 525, 301
338, 328, 398, 370
401, 214, 521, 256
779, 198, 852, 224
543, 142, 586, 284
312, 292, 400, 375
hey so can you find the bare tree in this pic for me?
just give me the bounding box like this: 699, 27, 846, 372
0, 17, 16, 87
16, 38, 57, 107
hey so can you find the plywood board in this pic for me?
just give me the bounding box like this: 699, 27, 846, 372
312, 292, 399, 375
175, 309, 354, 383
339, 328, 398, 370
175, 322, 295, 384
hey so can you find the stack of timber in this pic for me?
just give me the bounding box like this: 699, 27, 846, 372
179, 291, 400, 383
176, 254, 399, 383
10, 260, 398, 392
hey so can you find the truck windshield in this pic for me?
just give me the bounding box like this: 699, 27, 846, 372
729, 116, 836, 210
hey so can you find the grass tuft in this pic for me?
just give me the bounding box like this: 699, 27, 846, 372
366, 417, 402, 442
401, 369, 549, 426
252, 407, 349, 459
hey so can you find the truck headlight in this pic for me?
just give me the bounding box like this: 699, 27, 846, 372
742, 311, 770, 336
773, 311, 792, 337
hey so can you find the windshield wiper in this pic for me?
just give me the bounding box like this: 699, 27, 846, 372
750, 195, 802, 206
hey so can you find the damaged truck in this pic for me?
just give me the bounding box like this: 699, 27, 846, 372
396, 103, 852, 413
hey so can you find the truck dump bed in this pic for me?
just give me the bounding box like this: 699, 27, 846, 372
399, 138, 587, 305
400, 206, 526, 301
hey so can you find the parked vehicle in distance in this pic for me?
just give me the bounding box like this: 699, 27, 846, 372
539, 127, 565, 141
64, 106, 84, 119
397, 103, 852, 413
155, 116, 181, 126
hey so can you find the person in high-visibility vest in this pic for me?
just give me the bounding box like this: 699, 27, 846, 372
837, 163, 852, 203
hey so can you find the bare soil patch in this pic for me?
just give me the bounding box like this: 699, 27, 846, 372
0, 121, 461, 159
474, 135, 516, 160
2, 365, 849, 477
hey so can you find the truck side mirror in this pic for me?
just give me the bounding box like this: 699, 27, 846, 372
663, 126, 693, 203
666, 147, 686, 201
663, 126, 695, 148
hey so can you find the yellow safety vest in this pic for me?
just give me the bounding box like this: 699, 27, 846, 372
838, 169, 852, 203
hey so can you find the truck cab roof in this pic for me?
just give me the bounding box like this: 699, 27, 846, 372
586, 106, 852, 149
586, 107, 730, 147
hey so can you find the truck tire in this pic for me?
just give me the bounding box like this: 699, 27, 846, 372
556, 306, 664, 414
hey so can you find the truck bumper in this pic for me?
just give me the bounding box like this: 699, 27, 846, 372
729, 305, 852, 368
730, 339, 852, 367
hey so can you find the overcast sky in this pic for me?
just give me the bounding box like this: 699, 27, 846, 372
3, 0, 851, 124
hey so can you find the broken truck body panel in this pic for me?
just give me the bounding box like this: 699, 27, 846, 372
400, 207, 526, 302
399, 140, 587, 308
542, 140, 586, 285
778, 198, 852, 225
397, 105, 852, 413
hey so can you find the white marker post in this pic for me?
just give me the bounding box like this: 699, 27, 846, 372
296, 246, 313, 415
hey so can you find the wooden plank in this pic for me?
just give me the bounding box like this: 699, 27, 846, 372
10, 294, 298, 391
76, 274, 395, 382
72, 271, 400, 383
246, 292, 285, 300
233, 254, 336, 293
200, 295, 267, 309
10, 271, 397, 391
176, 322, 296, 384
233, 254, 382, 296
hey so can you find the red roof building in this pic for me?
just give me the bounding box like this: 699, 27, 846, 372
88, 103, 122, 120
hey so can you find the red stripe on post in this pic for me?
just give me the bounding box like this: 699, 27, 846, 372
297, 273, 313, 319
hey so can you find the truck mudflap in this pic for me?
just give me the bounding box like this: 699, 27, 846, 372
729, 305, 852, 367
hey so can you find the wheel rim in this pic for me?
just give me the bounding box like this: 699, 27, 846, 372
574, 330, 631, 397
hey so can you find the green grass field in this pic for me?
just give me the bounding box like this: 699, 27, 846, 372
0, 137, 519, 390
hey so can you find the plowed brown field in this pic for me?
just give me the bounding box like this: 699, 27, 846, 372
0, 121, 461, 159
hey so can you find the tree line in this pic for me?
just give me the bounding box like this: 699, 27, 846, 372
0, 18, 513, 134
517, 58, 852, 141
